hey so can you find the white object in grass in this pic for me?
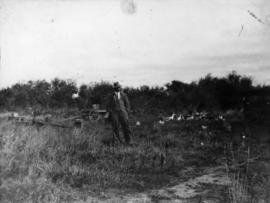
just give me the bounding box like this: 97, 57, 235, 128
159, 120, 165, 125
218, 115, 224, 120
165, 113, 176, 121
169, 113, 176, 120
177, 114, 184, 121
187, 115, 194, 120
12, 112, 19, 117
72, 93, 79, 99
104, 112, 110, 119
201, 125, 208, 130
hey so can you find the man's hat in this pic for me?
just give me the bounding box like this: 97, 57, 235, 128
113, 82, 121, 88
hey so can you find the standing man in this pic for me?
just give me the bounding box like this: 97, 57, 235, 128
107, 82, 132, 144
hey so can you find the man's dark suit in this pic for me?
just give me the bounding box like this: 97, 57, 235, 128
106, 91, 131, 144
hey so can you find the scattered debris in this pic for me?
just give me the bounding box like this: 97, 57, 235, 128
164, 113, 176, 121
177, 114, 184, 121
186, 115, 194, 120
5, 107, 108, 129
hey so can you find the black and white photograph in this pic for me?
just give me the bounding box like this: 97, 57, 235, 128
0, 0, 270, 202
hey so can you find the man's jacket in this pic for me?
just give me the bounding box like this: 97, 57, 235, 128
106, 91, 130, 114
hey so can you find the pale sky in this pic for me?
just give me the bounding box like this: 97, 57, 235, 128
0, 0, 270, 88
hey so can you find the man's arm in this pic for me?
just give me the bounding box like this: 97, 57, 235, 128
123, 93, 131, 113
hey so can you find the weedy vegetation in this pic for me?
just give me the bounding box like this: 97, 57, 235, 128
1, 114, 269, 202
0, 72, 270, 202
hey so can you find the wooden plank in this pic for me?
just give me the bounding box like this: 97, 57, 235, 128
33, 119, 70, 128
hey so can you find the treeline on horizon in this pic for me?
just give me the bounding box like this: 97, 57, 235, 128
0, 71, 270, 113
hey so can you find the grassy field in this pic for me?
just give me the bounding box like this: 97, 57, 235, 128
0, 111, 270, 202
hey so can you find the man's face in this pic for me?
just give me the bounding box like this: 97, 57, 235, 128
114, 87, 120, 92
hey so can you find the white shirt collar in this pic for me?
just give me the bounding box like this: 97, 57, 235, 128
115, 91, 121, 99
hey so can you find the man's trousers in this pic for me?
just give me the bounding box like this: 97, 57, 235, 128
110, 110, 131, 144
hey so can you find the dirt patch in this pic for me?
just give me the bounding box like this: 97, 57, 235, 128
75, 166, 230, 203
151, 166, 230, 201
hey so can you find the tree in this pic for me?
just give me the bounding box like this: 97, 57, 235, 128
91, 81, 114, 106
50, 78, 78, 107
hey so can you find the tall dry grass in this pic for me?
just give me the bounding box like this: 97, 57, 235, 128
225, 139, 270, 203
0, 118, 184, 202
1, 115, 269, 202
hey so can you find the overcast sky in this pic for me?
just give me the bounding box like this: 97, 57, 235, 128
0, 0, 270, 88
